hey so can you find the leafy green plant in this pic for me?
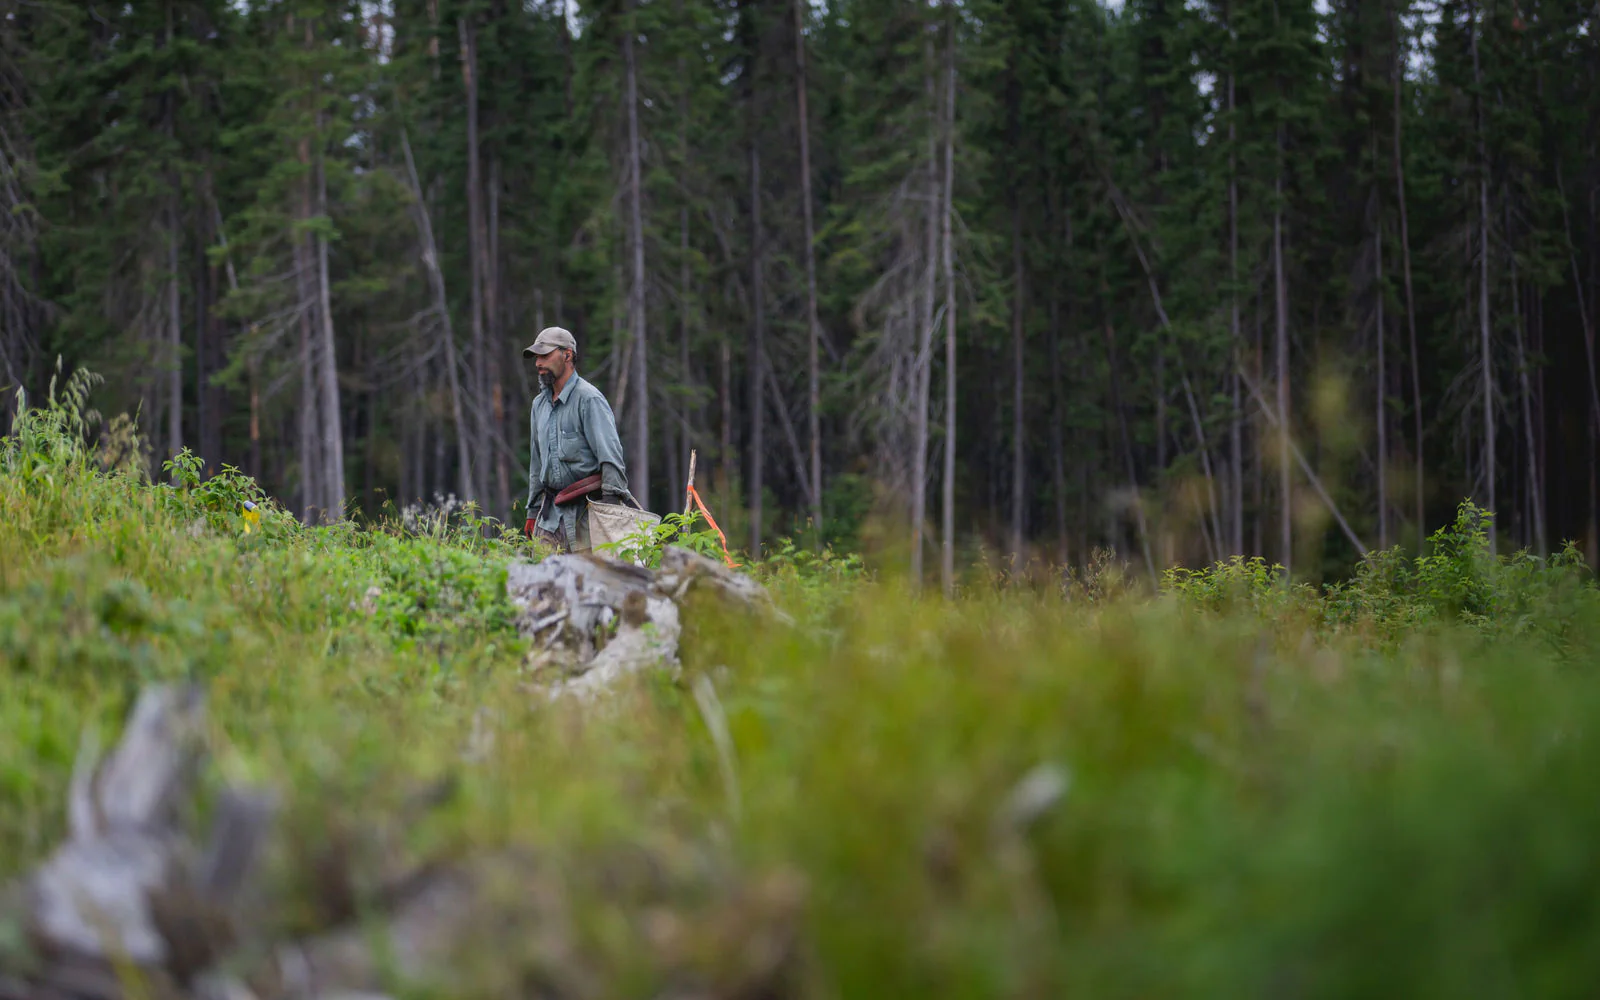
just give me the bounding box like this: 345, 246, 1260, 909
597, 510, 727, 569
0, 364, 103, 486
1163, 554, 1319, 619
1167, 500, 1600, 654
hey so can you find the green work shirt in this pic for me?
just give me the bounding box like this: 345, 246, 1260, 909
526, 374, 630, 546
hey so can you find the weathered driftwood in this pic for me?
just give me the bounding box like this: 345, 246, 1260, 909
507, 546, 780, 703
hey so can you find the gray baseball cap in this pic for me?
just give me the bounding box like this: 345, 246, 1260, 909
523, 326, 577, 357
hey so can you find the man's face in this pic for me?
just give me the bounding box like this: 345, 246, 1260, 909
534, 348, 572, 390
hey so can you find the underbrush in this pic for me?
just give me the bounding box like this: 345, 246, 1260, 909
1163, 499, 1600, 655
4, 375, 1600, 997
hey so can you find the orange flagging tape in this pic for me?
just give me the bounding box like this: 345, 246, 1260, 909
686, 484, 740, 569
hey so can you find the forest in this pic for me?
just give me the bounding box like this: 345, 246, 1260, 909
6, 0, 1600, 984
2, 0, 1599, 585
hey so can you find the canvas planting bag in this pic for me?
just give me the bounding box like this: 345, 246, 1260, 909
586, 497, 662, 551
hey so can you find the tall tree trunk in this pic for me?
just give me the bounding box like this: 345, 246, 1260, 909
1470, 0, 1494, 546
1274, 141, 1291, 572
794, 0, 822, 536
164, 3, 182, 469
196, 185, 221, 472
210, 182, 243, 476
167, 191, 182, 467
295, 243, 317, 519
489, 153, 509, 515
911, 33, 936, 588
1253, 295, 1264, 556
1510, 256, 1545, 552
677, 200, 691, 506
401, 128, 473, 503
1009, 193, 1025, 569
1229, 66, 1244, 555
314, 118, 344, 518
295, 104, 319, 522
678, 18, 694, 511
1049, 291, 1067, 565
940, 7, 958, 597
461, 15, 490, 505
720, 338, 733, 497
624, 0, 650, 509
748, 140, 764, 556
1374, 154, 1388, 550
1391, 0, 1424, 550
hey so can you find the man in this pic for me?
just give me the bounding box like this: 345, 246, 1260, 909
521, 326, 637, 551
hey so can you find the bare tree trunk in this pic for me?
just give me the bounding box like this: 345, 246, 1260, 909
748, 140, 764, 556
720, 338, 733, 497
1228, 67, 1244, 556
401, 128, 473, 503
794, 0, 823, 536
314, 118, 344, 519
488, 153, 509, 515
1470, 2, 1494, 547
163, 3, 182, 469
911, 35, 937, 588
623, 0, 651, 509
295, 111, 320, 521
1391, 0, 1424, 550
940, 8, 957, 597
460, 15, 490, 505
1253, 295, 1263, 556
1374, 149, 1388, 550
1511, 261, 1544, 552
1274, 142, 1291, 573
1010, 194, 1025, 569
210, 183, 243, 476
195, 193, 215, 471
167, 194, 183, 467
295, 251, 317, 518
678, 22, 694, 511
1049, 293, 1067, 565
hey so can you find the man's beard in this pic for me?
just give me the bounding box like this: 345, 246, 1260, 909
537, 370, 554, 391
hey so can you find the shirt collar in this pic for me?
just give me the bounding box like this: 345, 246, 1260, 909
550, 373, 582, 406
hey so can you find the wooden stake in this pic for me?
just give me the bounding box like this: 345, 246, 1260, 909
685, 448, 697, 516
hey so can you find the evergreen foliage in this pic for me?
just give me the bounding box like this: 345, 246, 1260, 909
3, 0, 1600, 580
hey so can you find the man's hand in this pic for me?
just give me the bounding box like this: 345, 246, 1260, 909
524, 516, 536, 538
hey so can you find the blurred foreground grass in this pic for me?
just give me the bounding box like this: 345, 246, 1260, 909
5, 372, 1600, 998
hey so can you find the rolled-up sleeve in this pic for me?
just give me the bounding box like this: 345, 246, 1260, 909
581, 394, 629, 495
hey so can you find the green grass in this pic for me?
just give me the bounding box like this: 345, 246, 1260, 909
5, 373, 1600, 997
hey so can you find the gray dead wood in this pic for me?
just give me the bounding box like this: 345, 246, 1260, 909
506, 547, 781, 703
3, 686, 277, 998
